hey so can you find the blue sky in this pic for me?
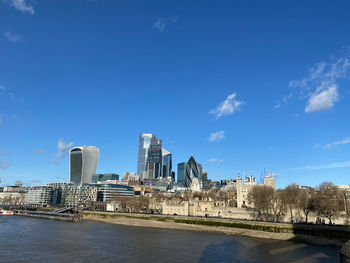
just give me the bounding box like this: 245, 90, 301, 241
0, 0, 349, 188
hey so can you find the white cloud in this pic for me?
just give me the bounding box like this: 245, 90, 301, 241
278, 48, 350, 112
274, 91, 293, 109
3, 31, 21, 43
0, 85, 16, 100
210, 93, 244, 119
153, 16, 178, 32
292, 160, 350, 170
34, 149, 47, 155
0, 161, 10, 170
207, 158, 224, 164
317, 137, 350, 150
209, 131, 226, 142
305, 85, 339, 113
55, 138, 74, 159
4, 0, 34, 15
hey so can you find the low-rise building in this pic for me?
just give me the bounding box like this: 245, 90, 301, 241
25, 186, 53, 206
62, 184, 97, 206
96, 184, 134, 202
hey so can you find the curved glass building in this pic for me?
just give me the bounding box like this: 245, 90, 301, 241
183, 156, 202, 188
70, 146, 99, 184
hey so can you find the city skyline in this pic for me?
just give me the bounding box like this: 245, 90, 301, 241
1, 0, 350, 188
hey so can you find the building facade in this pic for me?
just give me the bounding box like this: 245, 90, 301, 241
91, 173, 119, 184
146, 142, 163, 179
236, 171, 276, 208
96, 184, 135, 202
61, 184, 97, 206
177, 162, 186, 183
183, 156, 202, 188
162, 148, 172, 178
70, 146, 99, 184
137, 133, 158, 179
25, 186, 53, 206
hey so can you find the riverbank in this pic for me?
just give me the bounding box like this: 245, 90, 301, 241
84, 212, 348, 246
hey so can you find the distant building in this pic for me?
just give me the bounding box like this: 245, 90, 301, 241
177, 157, 203, 187
137, 133, 158, 179
122, 172, 140, 186
61, 184, 97, 207
0, 185, 27, 205
183, 156, 202, 188
96, 184, 134, 202
162, 148, 172, 178
143, 178, 159, 186
220, 179, 237, 192
172, 183, 188, 192
91, 173, 119, 184
146, 141, 163, 179
337, 185, 350, 192
190, 177, 200, 192
177, 162, 186, 183
25, 186, 53, 206
236, 170, 276, 208
70, 146, 99, 184
152, 177, 174, 192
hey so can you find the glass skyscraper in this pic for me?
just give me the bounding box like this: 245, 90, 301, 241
70, 146, 99, 184
146, 142, 162, 179
177, 162, 186, 183
137, 133, 158, 179
162, 148, 172, 178
177, 156, 203, 187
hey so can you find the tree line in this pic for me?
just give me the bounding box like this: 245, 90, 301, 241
248, 182, 348, 224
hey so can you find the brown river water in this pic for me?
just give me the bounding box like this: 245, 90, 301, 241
0, 216, 340, 262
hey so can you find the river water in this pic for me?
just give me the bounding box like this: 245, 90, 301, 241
0, 216, 339, 263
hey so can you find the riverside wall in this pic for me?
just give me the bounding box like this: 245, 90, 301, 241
161, 200, 350, 225
84, 211, 350, 246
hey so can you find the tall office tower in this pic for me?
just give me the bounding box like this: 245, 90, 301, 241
70, 146, 99, 184
177, 162, 187, 183
162, 148, 172, 178
178, 156, 202, 188
137, 133, 158, 179
197, 163, 203, 183
146, 142, 162, 179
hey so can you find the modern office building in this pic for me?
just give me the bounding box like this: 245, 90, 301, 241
70, 146, 99, 184
183, 156, 202, 188
61, 184, 98, 206
96, 184, 134, 202
137, 133, 159, 179
162, 148, 172, 178
91, 173, 119, 184
146, 141, 163, 179
177, 162, 186, 183
25, 186, 53, 206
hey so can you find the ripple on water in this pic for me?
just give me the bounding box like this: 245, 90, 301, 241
0, 217, 340, 263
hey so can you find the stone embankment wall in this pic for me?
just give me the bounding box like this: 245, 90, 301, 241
161, 200, 350, 225
84, 211, 350, 243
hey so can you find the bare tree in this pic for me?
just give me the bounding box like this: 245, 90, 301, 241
281, 184, 302, 223
298, 190, 315, 223
271, 190, 285, 223
248, 185, 275, 221
314, 182, 344, 224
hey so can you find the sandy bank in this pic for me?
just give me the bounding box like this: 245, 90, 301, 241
84, 213, 342, 246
